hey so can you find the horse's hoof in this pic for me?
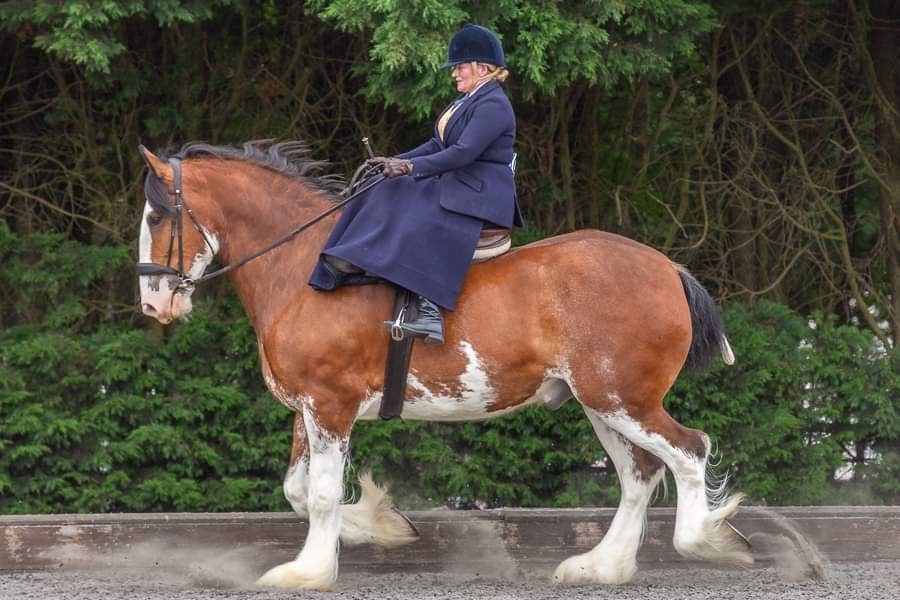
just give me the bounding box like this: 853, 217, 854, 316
553, 552, 635, 586
256, 561, 335, 591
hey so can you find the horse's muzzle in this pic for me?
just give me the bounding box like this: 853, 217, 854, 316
141, 301, 173, 324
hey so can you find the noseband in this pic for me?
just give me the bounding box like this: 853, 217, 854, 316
136, 157, 384, 292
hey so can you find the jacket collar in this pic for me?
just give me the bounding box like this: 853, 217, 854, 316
436, 80, 501, 144
466, 79, 499, 102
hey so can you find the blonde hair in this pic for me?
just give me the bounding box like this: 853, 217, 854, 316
472, 61, 510, 83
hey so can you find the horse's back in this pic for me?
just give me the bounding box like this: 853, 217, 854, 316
468, 229, 682, 303
512, 229, 670, 264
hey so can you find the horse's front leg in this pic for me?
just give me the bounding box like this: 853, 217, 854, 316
258, 405, 347, 591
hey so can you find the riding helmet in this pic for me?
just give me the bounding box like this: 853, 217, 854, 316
442, 24, 506, 68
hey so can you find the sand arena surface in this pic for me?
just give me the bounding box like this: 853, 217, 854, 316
3, 507, 899, 598
2, 562, 899, 600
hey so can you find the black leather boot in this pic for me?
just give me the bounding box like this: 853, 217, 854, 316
400, 295, 445, 345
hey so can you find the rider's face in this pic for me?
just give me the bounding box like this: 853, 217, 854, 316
452, 63, 487, 94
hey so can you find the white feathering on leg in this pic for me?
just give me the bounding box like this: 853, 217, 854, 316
340, 471, 419, 547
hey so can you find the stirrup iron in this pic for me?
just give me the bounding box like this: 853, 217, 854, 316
390, 307, 407, 341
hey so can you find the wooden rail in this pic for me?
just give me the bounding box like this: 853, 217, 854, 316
2, 507, 898, 572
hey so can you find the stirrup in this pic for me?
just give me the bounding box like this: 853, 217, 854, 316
389, 306, 406, 341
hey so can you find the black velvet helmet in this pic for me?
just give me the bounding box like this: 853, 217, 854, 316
442, 24, 506, 68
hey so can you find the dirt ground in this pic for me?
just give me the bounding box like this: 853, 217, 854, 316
2, 562, 899, 600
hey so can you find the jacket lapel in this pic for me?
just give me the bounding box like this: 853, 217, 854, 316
442, 80, 500, 145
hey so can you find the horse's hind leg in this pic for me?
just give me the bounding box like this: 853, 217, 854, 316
258, 406, 347, 591
600, 406, 753, 567
554, 410, 665, 585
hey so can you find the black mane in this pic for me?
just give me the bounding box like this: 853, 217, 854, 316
144, 140, 346, 217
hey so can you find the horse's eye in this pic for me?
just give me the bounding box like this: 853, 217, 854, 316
147, 211, 163, 227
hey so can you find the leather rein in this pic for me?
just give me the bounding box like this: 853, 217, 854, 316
135, 157, 384, 292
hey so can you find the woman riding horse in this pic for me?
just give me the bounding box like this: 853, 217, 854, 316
308, 24, 524, 345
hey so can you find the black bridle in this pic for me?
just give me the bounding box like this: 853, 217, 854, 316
136, 157, 384, 292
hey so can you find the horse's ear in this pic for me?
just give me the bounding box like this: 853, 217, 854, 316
138, 145, 172, 183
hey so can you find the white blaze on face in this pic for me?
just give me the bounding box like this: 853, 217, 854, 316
138, 201, 174, 315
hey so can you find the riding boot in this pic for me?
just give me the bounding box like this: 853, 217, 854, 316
400, 295, 444, 345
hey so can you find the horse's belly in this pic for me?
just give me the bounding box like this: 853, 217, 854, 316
355, 341, 573, 422
356, 389, 537, 422
356, 375, 571, 422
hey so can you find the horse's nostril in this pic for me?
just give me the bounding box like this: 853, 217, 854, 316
142, 303, 158, 316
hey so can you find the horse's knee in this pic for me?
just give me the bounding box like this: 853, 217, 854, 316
283, 462, 309, 513
308, 476, 342, 515
306, 456, 344, 515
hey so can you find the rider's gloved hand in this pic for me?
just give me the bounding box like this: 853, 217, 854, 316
366, 156, 388, 168
383, 158, 413, 178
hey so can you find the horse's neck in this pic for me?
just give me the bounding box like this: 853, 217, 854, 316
207, 169, 338, 332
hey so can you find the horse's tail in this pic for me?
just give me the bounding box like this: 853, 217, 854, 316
676, 265, 735, 371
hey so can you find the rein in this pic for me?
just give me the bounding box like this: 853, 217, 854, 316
136, 157, 384, 292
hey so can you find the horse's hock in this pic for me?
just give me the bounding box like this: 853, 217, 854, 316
2, 507, 898, 574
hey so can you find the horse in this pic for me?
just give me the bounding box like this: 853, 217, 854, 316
136, 140, 752, 591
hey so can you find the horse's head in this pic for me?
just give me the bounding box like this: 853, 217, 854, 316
137, 146, 219, 324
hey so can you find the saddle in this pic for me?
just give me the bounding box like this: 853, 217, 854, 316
379, 226, 512, 419
472, 227, 511, 262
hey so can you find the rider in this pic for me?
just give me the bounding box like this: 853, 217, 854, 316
308, 23, 523, 345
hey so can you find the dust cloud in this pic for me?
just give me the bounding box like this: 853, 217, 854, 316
743, 507, 829, 582
39, 539, 262, 590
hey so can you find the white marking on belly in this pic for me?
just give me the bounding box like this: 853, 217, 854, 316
357, 344, 583, 422
400, 340, 497, 420
357, 391, 381, 420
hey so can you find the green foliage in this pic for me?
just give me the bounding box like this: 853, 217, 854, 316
0, 0, 236, 73
0, 222, 129, 329
2, 226, 896, 512
668, 301, 899, 505
308, 0, 717, 115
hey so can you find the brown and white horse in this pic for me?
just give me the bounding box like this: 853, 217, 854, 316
136, 141, 751, 590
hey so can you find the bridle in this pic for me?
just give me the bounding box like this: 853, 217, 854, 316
135, 157, 384, 293
136, 158, 212, 291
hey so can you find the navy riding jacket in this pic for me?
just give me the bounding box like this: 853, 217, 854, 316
399, 80, 523, 228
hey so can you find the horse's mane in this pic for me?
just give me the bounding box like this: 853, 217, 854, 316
144, 140, 346, 217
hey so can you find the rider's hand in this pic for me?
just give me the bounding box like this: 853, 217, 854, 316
366, 156, 388, 168
383, 158, 413, 178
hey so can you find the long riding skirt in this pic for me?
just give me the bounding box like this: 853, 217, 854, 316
308, 175, 483, 310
